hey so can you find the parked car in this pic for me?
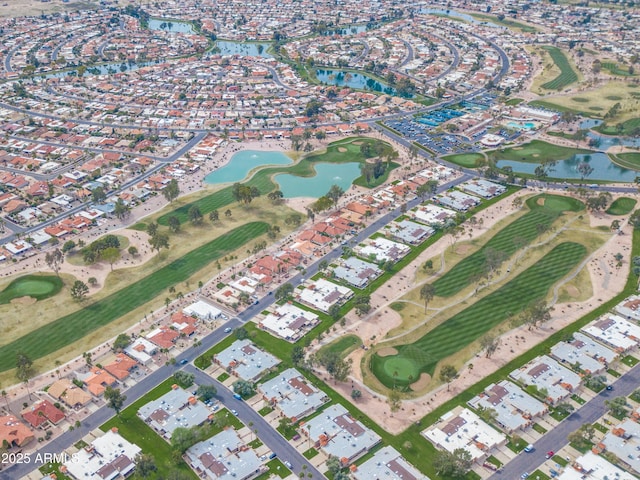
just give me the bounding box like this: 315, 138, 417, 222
546, 451, 554, 459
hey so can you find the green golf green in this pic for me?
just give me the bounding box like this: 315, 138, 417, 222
432, 193, 584, 297
606, 197, 637, 216
372, 242, 587, 390
0, 275, 63, 304
0, 222, 268, 371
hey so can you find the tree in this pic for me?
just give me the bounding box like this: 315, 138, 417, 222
234, 327, 249, 340
275, 283, 294, 301
419, 284, 435, 314
518, 299, 553, 330
388, 389, 401, 412
196, 384, 217, 402
577, 161, 594, 184
45, 248, 64, 276
351, 389, 362, 401
353, 294, 371, 316
113, 333, 131, 352
584, 374, 607, 391
147, 222, 158, 237
171, 427, 196, 453
328, 303, 341, 321
168, 216, 181, 233
102, 247, 121, 271
128, 246, 138, 256
92, 186, 107, 204
163, 179, 180, 203
135, 453, 157, 478
149, 232, 170, 252
325, 456, 342, 476
291, 345, 305, 367
114, 198, 131, 220
267, 190, 284, 204
104, 386, 126, 416
209, 209, 219, 223
225, 209, 232, 218
568, 423, 595, 450
439, 364, 458, 391
189, 206, 203, 226
315, 350, 351, 382
480, 334, 501, 358
173, 371, 195, 388
554, 402, 575, 417
433, 448, 473, 477
232, 379, 255, 398
326, 184, 345, 205
62, 240, 77, 253
70, 280, 89, 301
605, 396, 629, 418
15, 352, 35, 399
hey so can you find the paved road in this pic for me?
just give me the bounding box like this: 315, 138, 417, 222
489, 363, 640, 479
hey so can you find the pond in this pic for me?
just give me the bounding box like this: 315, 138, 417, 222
496, 152, 638, 182
37, 61, 155, 79
315, 68, 396, 95
204, 150, 292, 185
275, 162, 362, 198
216, 41, 273, 58
420, 8, 503, 28
148, 18, 196, 34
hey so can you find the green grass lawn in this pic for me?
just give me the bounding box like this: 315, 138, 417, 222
303, 448, 319, 459
540, 46, 579, 91
532, 423, 547, 434
0, 222, 268, 372
0, 274, 63, 304
609, 152, 640, 171
596, 117, 640, 136
441, 152, 485, 168
602, 62, 637, 77
317, 334, 362, 360
158, 137, 395, 225
505, 98, 524, 106
622, 355, 640, 367
571, 394, 586, 405
432, 194, 584, 297
372, 242, 588, 388
488, 140, 593, 164
606, 197, 637, 215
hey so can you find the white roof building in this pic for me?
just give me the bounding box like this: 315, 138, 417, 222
183, 300, 222, 320
550, 332, 618, 375
557, 452, 635, 480
423, 407, 506, 463
258, 368, 328, 420
214, 339, 280, 381
304, 404, 381, 463
185, 429, 263, 480
509, 355, 582, 405
614, 295, 640, 322
582, 314, 640, 353
352, 445, 430, 480
259, 303, 319, 341
410, 203, 456, 226
601, 419, 640, 475
124, 338, 157, 365
138, 386, 211, 439
468, 380, 547, 433
296, 278, 354, 313
64, 429, 141, 480
356, 237, 410, 263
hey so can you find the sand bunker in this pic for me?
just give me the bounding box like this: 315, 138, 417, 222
377, 347, 398, 357
337, 147, 348, 152
410, 372, 432, 391
10, 296, 37, 305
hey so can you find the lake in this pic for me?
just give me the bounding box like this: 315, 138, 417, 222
204, 150, 292, 185
275, 162, 361, 198
148, 18, 196, 34
315, 69, 396, 95
497, 152, 638, 182
216, 41, 273, 58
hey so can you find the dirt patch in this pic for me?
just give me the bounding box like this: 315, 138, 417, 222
377, 347, 398, 357
454, 244, 473, 255
352, 141, 363, 145
564, 285, 580, 298
337, 147, 348, 153
536, 197, 546, 206
410, 372, 431, 391
10, 296, 37, 306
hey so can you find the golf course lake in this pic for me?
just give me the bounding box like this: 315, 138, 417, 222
315, 69, 396, 95
148, 18, 196, 34
216, 41, 273, 58
497, 152, 638, 182
204, 150, 292, 185
274, 162, 361, 198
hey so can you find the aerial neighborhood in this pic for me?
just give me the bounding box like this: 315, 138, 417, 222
0, 1, 640, 480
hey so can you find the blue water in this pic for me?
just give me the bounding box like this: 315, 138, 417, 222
507, 121, 536, 130
315, 69, 396, 95
216, 41, 273, 58
148, 18, 196, 34
420, 8, 503, 28
275, 162, 362, 198
497, 153, 638, 181
204, 150, 292, 184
